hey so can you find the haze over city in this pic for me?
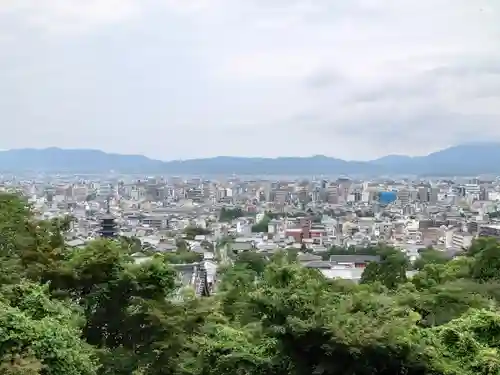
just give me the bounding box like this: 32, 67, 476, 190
1, 1, 499, 161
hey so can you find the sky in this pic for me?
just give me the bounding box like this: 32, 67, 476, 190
1, 0, 499, 161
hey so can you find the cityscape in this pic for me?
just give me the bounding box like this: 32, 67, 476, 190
4, 165, 500, 294
2, 0, 500, 373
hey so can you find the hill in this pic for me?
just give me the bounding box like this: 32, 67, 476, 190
371, 142, 500, 175
0, 148, 165, 173
0, 143, 498, 175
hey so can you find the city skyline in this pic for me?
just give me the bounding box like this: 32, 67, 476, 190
1, 1, 499, 160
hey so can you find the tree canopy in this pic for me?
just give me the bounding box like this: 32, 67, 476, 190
219, 207, 246, 222
1, 192, 500, 374
251, 215, 271, 233
183, 226, 211, 240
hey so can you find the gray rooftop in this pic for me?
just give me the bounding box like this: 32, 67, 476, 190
329, 255, 381, 263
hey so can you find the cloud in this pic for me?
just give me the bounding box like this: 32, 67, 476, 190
0, 0, 139, 34
0, 0, 500, 160
344, 56, 500, 104
304, 70, 344, 90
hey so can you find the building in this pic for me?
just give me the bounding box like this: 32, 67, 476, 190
478, 224, 500, 239
99, 198, 118, 239
327, 184, 339, 204
451, 232, 474, 249
302, 255, 380, 282
329, 255, 380, 268
273, 189, 288, 205
142, 215, 168, 230
379, 191, 397, 205
428, 187, 439, 204
417, 185, 429, 203
99, 213, 117, 238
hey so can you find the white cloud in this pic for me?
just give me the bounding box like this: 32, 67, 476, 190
0, 0, 138, 34
0, 0, 499, 160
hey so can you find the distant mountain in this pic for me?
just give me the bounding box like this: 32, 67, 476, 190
160, 155, 373, 175
0, 148, 165, 173
0, 143, 499, 175
371, 143, 500, 175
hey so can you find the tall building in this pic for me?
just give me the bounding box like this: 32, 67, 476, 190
273, 189, 288, 204
417, 185, 429, 203
397, 189, 410, 206
327, 184, 339, 204
428, 187, 439, 204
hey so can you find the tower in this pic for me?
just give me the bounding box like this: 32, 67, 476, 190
99, 197, 117, 239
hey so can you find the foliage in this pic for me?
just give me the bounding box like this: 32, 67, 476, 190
183, 226, 211, 240
488, 211, 500, 218
219, 207, 245, 222
234, 251, 268, 275
470, 237, 500, 281
0, 282, 98, 375
3, 192, 500, 374
319, 245, 378, 260
217, 236, 235, 248
119, 235, 142, 253
360, 245, 409, 289
163, 250, 204, 264
176, 238, 189, 251
413, 247, 451, 270
251, 216, 271, 233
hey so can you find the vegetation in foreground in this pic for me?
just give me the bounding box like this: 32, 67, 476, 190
1, 192, 500, 374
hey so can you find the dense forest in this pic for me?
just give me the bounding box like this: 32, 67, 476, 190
2, 192, 500, 374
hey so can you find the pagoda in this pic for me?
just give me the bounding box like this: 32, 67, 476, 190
99, 198, 117, 239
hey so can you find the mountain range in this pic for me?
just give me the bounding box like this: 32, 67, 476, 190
0, 143, 499, 175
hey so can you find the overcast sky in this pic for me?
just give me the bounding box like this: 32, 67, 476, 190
1, 0, 499, 161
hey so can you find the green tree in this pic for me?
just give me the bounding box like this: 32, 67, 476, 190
411, 257, 474, 290
119, 235, 142, 253
235, 251, 268, 275
240, 264, 442, 375
218, 263, 259, 323
184, 226, 211, 240
0, 282, 98, 375
430, 309, 500, 374
0, 193, 68, 284
471, 239, 500, 281
181, 323, 279, 375
413, 247, 451, 270
176, 238, 189, 251
320, 245, 378, 260
396, 281, 492, 327
360, 246, 409, 289
163, 250, 203, 264
219, 208, 245, 222
4, 191, 500, 375
251, 216, 270, 233
43, 239, 202, 374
